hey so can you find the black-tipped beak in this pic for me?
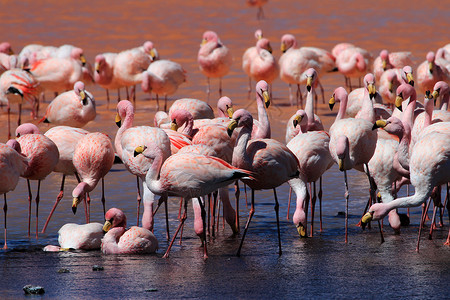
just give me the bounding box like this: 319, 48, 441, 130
72, 206, 77, 215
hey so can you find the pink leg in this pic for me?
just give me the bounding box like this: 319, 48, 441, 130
234, 180, 240, 232
319, 176, 323, 232
287, 187, 292, 221
310, 182, 317, 237
237, 189, 255, 257
35, 180, 41, 239
163, 199, 187, 259
197, 197, 208, 259
101, 177, 106, 217
343, 170, 349, 243
3, 194, 8, 249
106, 89, 110, 109
164, 198, 170, 241
273, 188, 282, 256
136, 176, 141, 227
27, 179, 32, 237
7, 105, 11, 140
42, 174, 66, 233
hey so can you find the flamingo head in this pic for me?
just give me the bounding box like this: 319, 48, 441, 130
402, 66, 414, 86
256, 80, 270, 108
6, 139, 21, 152
94, 54, 106, 73
292, 110, 307, 128
426, 51, 435, 73
379, 49, 389, 70
335, 135, 349, 171
431, 81, 449, 101
143, 41, 158, 60
256, 38, 272, 53
217, 96, 234, 118
364, 73, 376, 99
254, 29, 263, 40
115, 100, 134, 128
103, 208, 127, 232
228, 109, 253, 137
361, 203, 391, 229
372, 117, 404, 138
280, 34, 296, 53
71, 47, 86, 66
170, 109, 193, 132
73, 81, 88, 105
0, 42, 13, 55
201, 31, 219, 46
305, 68, 318, 92
329, 87, 347, 111
395, 83, 416, 111
15, 123, 40, 137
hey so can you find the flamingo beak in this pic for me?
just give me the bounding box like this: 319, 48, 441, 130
372, 119, 387, 130
72, 197, 81, 214
103, 220, 112, 232
79, 90, 88, 105
227, 119, 238, 137
293, 114, 303, 128
149, 49, 156, 60
329, 95, 336, 111
388, 81, 393, 93
406, 73, 414, 86
170, 120, 178, 131
134, 145, 146, 157
395, 95, 404, 111
296, 224, 307, 237
226, 107, 234, 119
432, 90, 439, 101
267, 44, 273, 54
281, 42, 287, 53
200, 39, 207, 46
338, 158, 345, 171
306, 77, 312, 92
115, 113, 122, 128
263, 91, 270, 108
80, 54, 87, 66
428, 62, 433, 73
368, 83, 376, 100
95, 62, 100, 73
361, 211, 373, 230
382, 59, 387, 71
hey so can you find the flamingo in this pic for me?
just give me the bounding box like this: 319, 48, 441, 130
141, 59, 187, 111
432, 80, 449, 111
40, 81, 96, 128
246, 0, 268, 20
334, 45, 372, 91
361, 123, 450, 249
373, 49, 414, 81
134, 141, 253, 259
41, 126, 89, 233
71, 132, 115, 221
101, 208, 158, 254
115, 100, 172, 230
302, 68, 324, 131
187, 96, 234, 128
0, 140, 28, 249
379, 68, 404, 106
328, 82, 378, 243
94, 53, 122, 104
286, 111, 333, 237
0, 68, 40, 139
43, 222, 104, 251
417, 51, 450, 94
227, 109, 300, 256
15, 123, 59, 238
197, 31, 232, 100
168, 98, 214, 120
0, 42, 13, 55
242, 29, 263, 93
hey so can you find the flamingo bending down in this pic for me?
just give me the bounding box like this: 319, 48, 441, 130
134, 142, 253, 259
197, 31, 232, 100
71, 132, 115, 221
41, 126, 89, 233
0, 68, 40, 139
228, 109, 299, 256
0, 140, 29, 249
15, 123, 59, 238
115, 100, 172, 230
43, 222, 104, 251
141, 59, 186, 111
101, 208, 158, 254
373, 49, 414, 81
40, 81, 96, 128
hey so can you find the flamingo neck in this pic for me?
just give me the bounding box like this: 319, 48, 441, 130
355, 54, 366, 72
305, 89, 315, 130
232, 125, 252, 171
424, 98, 434, 128
102, 227, 126, 254
397, 121, 411, 171
289, 177, 308, 227
73, 182, 93, 197
115, 106, 134, 159
181, 115, 195, 137
401, 94, 417, 130
336, 94, 348, 122
255, 92, 271, 139
379, 188, 431, 219
144, 145, 164, 195
441, 93, 449, 111
358, 88, 375, 123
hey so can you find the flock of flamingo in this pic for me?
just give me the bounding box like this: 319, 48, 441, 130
0, 16, 449, 259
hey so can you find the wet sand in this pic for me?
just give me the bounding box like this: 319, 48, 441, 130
1, 0, 450, 298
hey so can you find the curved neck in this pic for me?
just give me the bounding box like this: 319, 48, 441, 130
102, 227, 125, 254
358, 88, 375, 123
424, 98, 434, 128
397, 121, 411, 170
255, 92, 271, 139
381, 187, 431, 219
115, 106, 134, 159
305, 89, 315, 130
441, 93, 449, 111
401, 95, 416, 129
336, 95, 348, 122
73, 182, 92, 197
339, 53, 361, 73
232, 125, 252, 170
144, 146, 164, 195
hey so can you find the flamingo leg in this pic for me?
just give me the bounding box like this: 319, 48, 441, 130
7, 105, 11, 140
156, 94, 160, 111
165, 198, 170, 241
131, 85, 136, 104
343, 170, 349, 243
126, 86, 129, 99
206, 77, 210, 101
136, 176, 141, 226
178, 197, 182, 220
288, 84, 294, 106
207, 194, 211, 236
273, 188, 282, 256
27, 179, 32, 237
416, 198, 432, 252
197, 197, 208, 259
429, 186, 442, 239
234, 180, 240, 232
287, 187, 292, 220
310, 181, 317, 237
219, 78, 223, 98
164, 95, 168, 112
42, 174, 66, 233
3, 194, 8, 249
18, 103, 22, 126
106, 89, 110, 109
247, 77, 252, 99
319, 176, 323, 232
117, 88, 121, 102
163, 199, 187, 259
35, 180, 41, 239
86, 192, 91, 223
101, 177, 106, 217
212, 191, 217, 238
237, 189, 255, 257
318, 79, 325, 104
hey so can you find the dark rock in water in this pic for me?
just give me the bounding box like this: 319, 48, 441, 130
399, 213, 410, 226
58, 268, 70, 273
145, 288, 158, 292
92, 265, 104, 271
23, 285, 45, 295
337, 211, 345, 217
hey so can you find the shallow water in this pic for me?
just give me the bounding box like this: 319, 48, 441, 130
1, 0, 450, 298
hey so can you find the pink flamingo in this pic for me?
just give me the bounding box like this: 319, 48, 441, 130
334, 45, 372, 91
287, 111, 333, 237
40, 81, 96, 128
417, 51, 450, 94
227, 109, 300, 256
41, 126, 89, 233
0, 68, 40, 139
302, 68, 324, 131
328, 82, 378, 243
361, 123, 450, 250
242, 29, 263, 93
197, 31, 232, 100
101, 208, 158, 254
0, 42, 13, 55
379, 68, 404, 106
246, 0, 268, 20
432, 80, 449, 111
115, 100, 172, 230
141, 59, 186, 111
94, 53, 122, 104
0, 140, 28, 249
15, 123, 59, 238
279, 34, 335, 106
168, 98, 215, 120
134, 142, 253, 259
71, 132, 115, 221
188, 96, 234, 128
43, 222, 104, 251
373, 49, 414, 81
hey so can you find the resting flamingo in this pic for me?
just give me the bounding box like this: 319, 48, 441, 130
41, 126, 89, 233
431, 80, 449, 110
228, 109, 300, 256
15, 123, 59, 238
373, 49, 414, 81
0, 140, 28, 249
197, 31, 232, 100
417, 51, 450, 94
40, 81, 96, 128
43, 222, 104, 251
71, 132, 115, 221
102, 208, 158, 254
134, 141, 253, 259
141, 59, 186, 111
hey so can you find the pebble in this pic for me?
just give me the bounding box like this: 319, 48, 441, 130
92, 265, 104, 271
23, 285, 45, 295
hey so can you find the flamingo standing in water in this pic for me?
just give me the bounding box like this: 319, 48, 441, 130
101, 208, 158, 254
242, 29, 263, 93
417, 51, 450, 94
40, 81, 96, 128
197, 31, 232, 100
15, 123, 59, 238
115, 100, 172, 230
373, 49, 414, 81
168, 98, 215, 120
94, 53, 122, 105
334, 45, 372, 91
134, 141, 253, 259
0, 140, 28, 249
227, 109, 299, 256
41, 126, 89, 233
246, 0, 268, 20
141, 59, 186, 111
71, 132, 115, 221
